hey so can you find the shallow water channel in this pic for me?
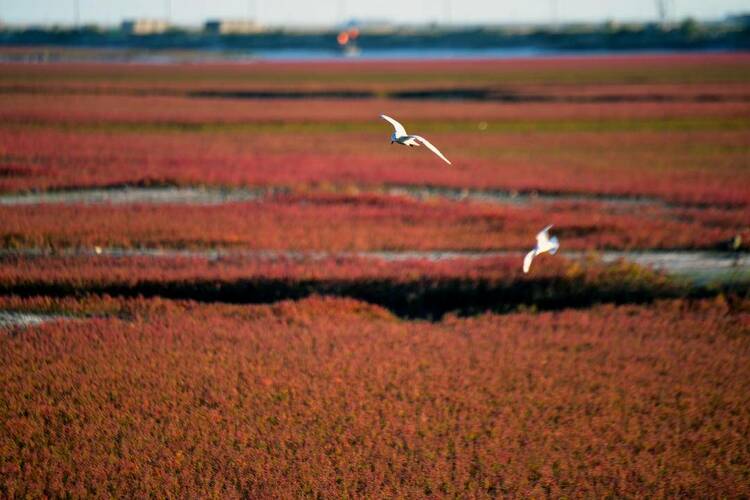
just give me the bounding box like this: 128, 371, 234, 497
2, 247, 747, 286
0, 185, 668, 207
0, 186, 269, 206
0, 311, 68, 329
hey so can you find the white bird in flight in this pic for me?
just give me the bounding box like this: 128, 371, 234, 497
523, 224, 560, 273
380, 114, 452, 165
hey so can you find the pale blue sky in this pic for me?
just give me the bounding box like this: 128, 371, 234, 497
1, 0, 748, 27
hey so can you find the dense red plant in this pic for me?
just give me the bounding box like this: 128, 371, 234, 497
1, 54, 748, 205
0, 52, 748, 499
1, 122, 747, 206
0, 195, 746, 250
1, 52, 748, 92
1, 295, 748, 497
2, 93, 748, 125
0, 252, 666, 286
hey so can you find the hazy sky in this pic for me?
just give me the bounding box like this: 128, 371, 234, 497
1, 0, 748, 26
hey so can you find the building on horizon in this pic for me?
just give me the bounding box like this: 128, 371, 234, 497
204, 19, 262, 35
121, 19, 170, 35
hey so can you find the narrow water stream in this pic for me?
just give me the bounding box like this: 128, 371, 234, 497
0, 187, 270, 205
0, 311, 68, 329
0, 185, 675, 207
2, 247, 747, 285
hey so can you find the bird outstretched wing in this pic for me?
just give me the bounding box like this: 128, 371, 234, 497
536, 224, 554, 246
523, 249, 537, 273
412, 135, 452, 165
380, 115, 407, 137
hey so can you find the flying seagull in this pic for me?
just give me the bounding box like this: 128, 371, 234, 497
380, 114, 451, 165
523, 224, 560, 273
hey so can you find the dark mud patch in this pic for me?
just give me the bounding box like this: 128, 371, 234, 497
1, 248, 744, 319
3, 84, 748, 104
192, 88, 750, 104
0, 275, 687, 321
390, 88, 750, 103
189, 89, 374, 100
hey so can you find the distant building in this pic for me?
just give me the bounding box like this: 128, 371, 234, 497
204, 19, 261, 35
339, 19, 395, 34
121, 19, 170, 35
